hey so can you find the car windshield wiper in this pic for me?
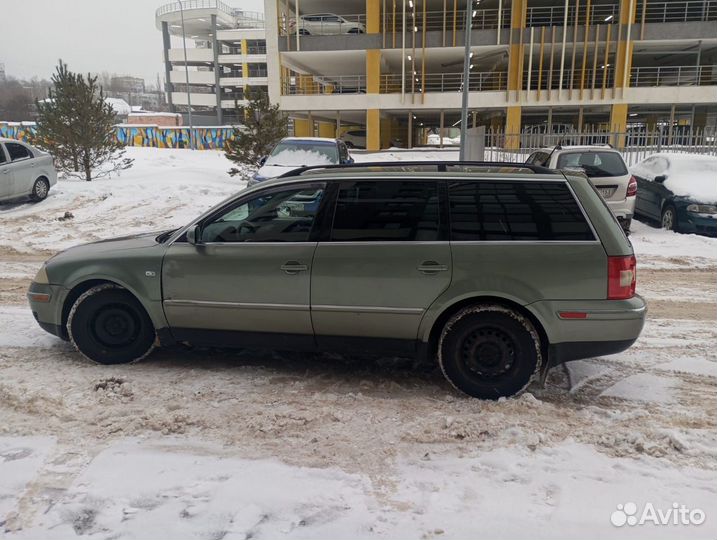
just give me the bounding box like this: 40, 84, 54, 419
156, 229, 179, 243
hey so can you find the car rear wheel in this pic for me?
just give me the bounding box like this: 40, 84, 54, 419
661, 205, 678, 232
438, 305, 542, 399
30, 178, 49, 202
68, 284, 156, 365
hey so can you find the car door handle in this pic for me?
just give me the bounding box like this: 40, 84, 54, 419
0, 169, 8, 175
281, 261, 308, 274
417, 261, 448, 274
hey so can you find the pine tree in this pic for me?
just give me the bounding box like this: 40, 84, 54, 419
224, 89, 287, 176
32, 61, 131, 181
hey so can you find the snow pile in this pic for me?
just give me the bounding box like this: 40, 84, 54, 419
631, 153, 717, 203
267, 148, 336, 166
0, 147, 242, 253
630, 220, 717, 269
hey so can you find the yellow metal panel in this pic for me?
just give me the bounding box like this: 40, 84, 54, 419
318, 122, 336, 138
293, 118, 311, 137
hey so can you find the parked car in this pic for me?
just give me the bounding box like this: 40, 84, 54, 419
28, 162, 645, 400
341, 130, 366, 149
526, 145, 637, 234
0, 138, 57, 203
251, 137, 353, 184
631, 153, 717, 237
290, 13, 366, 36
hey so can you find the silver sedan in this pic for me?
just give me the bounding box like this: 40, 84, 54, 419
0, 138, 58, 203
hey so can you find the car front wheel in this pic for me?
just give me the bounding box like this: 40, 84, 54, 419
661, 205, 678, 232
68, 284, 156, 365
438, 305, 542, 399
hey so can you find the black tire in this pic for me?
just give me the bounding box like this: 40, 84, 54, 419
661, 205, 678, 232
67, 284, 156, 365
29, 178, 49, 202
298, 29, 310, 35
438, 305, 542, 399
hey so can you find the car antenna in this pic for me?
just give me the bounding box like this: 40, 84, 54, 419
544, 136, 564, 165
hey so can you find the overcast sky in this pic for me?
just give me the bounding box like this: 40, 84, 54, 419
0, 0, 264, 84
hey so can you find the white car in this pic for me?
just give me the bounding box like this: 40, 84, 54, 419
341, 129, 366, 149
290, 13, 366, 36
527, 145, 637, 233
0, 138, 58, 204
250, 137, 353, 185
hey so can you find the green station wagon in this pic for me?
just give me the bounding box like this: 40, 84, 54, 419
28, 162, 646, 399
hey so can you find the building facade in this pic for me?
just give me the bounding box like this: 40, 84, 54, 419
263, 0, 717, 149
156, 0, 268, 124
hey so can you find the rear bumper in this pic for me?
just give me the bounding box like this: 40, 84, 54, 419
528, 295, 647, 366
607, 196, 636, 220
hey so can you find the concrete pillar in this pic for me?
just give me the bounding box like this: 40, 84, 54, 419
366, 49, 382, 150
161, 21, 175, 112
505, 107, 522, 150
211, 15, 223, 125
610, 103, 628, 149
507, 0, 527, 100
318, 121, 336, 138
366, 0, 381, 34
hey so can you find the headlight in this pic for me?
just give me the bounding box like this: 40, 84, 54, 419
687, 204, 717, 214
33, 265, 50, 284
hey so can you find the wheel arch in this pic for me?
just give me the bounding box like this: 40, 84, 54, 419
423, 295, 550, 362
60, 278, 157, 339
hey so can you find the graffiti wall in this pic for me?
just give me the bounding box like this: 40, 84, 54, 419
0, 122, 236, 150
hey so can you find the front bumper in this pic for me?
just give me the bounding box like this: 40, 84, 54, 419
27, 281, 68, 340
528, 294, 647, 367
681, 212, 717, 237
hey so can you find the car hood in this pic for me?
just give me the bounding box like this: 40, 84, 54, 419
256, 164, 299, 179
49, 231, 164, 263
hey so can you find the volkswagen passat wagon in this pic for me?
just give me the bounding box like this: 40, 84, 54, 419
28, 162, 646, 399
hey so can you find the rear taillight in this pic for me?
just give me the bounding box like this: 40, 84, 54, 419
608, 255, 636, 300
626, 175, 638, 197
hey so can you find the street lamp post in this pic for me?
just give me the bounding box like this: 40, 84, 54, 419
178, 1, 195, 150
459, 0, 476, 160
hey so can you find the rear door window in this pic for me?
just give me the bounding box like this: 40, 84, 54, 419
6, 142, 32, 161
449, 181, 595, 241
331, 180, 441, 241
556, 151, 627, 177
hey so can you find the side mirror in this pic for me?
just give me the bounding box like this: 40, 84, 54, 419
654, 175, 667, 183
186, 224, 201, 245
258, 156, 267, 166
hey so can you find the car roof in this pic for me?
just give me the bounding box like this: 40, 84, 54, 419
537, 145, 618, 153
281, 137, 338, 145
0, 137, 28, 144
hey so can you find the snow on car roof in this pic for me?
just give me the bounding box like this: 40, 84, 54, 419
631, 153, 717, 203
281, 137, 337, 145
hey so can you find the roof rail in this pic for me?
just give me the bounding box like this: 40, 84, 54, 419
278, 161, 554, 178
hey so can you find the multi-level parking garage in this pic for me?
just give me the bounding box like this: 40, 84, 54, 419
157, 0, 268, 124
263, 0, 717, 149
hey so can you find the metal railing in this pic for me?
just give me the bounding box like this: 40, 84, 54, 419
526, 3, 620, 26
282, 75, 367, 95
631, 65, 717, 87
381, 72, 506, 93
641, 0, 716, 22
156, 1, 264, 27
522, 68, 615, 91
479, 126, 717, 164
384, 8, 510, 32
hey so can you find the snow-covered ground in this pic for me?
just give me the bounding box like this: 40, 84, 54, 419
1, 147, 715, 539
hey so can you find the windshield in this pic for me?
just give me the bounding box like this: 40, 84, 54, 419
556, 151, 628, 178
266, 141, 339, 167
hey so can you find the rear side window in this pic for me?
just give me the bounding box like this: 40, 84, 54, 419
556, 151, 627, 177
449, 181, 595, 241
331, 181, 440, 241
6, 142, 32, 161
0, 145, 7, 164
